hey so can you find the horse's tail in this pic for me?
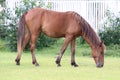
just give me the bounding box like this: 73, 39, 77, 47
17, 12, 28, 49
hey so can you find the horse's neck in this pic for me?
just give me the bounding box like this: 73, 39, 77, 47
77, 14, 100, 49
82, 33, 100, 49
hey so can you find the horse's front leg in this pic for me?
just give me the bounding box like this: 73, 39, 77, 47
70, 39, 78, 67
56, 35, 73, 67
30, 35, 39, 66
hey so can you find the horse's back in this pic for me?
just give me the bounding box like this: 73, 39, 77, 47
25, 8, 81, 38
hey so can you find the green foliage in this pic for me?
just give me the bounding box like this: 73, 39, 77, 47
99, 10, 120, 45
0, 0, 5, 38
0, 39, 9, 51
105, 44, 120, 57
0, 0, 5, 6
0, 0, 56, 51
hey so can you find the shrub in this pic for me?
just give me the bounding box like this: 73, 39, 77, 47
105, 44, 120, 57
99, 10, 120, 45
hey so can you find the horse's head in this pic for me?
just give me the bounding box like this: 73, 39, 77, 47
92, 41, 105, 68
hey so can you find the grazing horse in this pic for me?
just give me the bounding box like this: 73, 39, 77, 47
15, 8, 105, 68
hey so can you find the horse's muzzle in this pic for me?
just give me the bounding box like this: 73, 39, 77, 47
96, 63, 104, 68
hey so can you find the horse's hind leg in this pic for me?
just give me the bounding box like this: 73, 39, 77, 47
15, 44, 22, 65
30, 34, 39, 66
15, 33, 30, 65
70, 39, 78, 67
22, 32, 30, 49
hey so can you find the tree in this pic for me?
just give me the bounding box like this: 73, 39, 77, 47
1, 0, 56, 51
99, 10, 120, 45
0, 0, 5, 38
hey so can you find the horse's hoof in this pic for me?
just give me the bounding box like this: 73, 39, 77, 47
35, 63, 40, 67
16, 63, 20, 65
55, 60, 61, 67
74, 64, 79, 67
71, 62, 79, 67
57, 64, 61, 67
15, 59, 20, 65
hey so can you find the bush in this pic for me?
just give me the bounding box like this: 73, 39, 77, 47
1, 0, 56, 51
99, 10, 120, 45
105, 44, 120, 57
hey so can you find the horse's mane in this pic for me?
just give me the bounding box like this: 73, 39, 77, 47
72, 12, 101, 48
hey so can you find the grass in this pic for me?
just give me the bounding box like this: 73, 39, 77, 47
0, 39, 120, 80
0, 52, 120, 80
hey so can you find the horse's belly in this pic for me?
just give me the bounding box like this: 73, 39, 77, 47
42, 27, 65, 38
44, 31, 64, 38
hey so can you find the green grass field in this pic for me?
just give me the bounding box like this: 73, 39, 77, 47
0, 51, 120, 80
0, 39, 120, 80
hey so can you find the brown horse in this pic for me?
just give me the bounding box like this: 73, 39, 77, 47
15, 8, 105, 68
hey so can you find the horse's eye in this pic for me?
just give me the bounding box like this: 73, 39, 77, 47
100, 51, 103, 55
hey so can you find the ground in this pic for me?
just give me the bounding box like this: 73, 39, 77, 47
0, 39, 120, 80
0, 51, 120, 80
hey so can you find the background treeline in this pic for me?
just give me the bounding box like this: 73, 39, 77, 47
0, 0, 120, 54
0, 0, 56, 51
